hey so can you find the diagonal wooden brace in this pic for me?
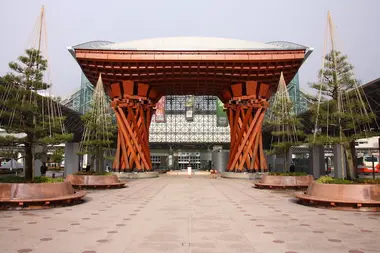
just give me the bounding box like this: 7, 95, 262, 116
112, 98, 154, 172
226, 98, 269, 172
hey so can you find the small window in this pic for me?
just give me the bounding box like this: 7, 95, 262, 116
364, 156, 378, 162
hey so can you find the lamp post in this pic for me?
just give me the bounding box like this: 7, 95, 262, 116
311, 128, 322, 135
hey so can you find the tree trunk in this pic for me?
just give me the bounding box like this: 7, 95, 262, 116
90, 155, 95, 171
24, 143, 33, 181
96, 147, 104, 173
343, 141, 356, 180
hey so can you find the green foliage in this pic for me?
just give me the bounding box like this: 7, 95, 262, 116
0, 49, 72, 143
79, 82, 116, 174
49, 148, 64, 165
32, 176, 64, 183
316, 176, 380, 185
310, 51, 358, 99
0, 48, 73, 180
79, 105, 116, 156
316, 176, 353, 184
0, 135, 25, 145
308, 50, 375, 143
266, 86, 304, 155
353, 178, 380, 185
268, 172, 308, 176
74, 171, 112, 176
0, 175, 26, 183
0, 149, 20, 160
0, 175, 64, 183
47, 167, 63, 171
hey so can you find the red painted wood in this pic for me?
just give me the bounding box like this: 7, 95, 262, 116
137, 83, 149, 97
110, 83, 121, 99
246, 81, 258, 97
122, 81, 134, 97
231, 83, 243, 97
112, 98, 154, 171
227, 96, 269, 172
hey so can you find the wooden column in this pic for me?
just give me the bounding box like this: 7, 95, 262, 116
226, 99, 269, 172
112, 97, 154, 172
107, 80, 161, 172
224, 81, 273, 173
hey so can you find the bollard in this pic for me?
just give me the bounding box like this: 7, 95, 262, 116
372, 155, 375, 180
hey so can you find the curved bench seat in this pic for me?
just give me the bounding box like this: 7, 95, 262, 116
66, 175, 125, 188
0, 181, 86, 206
255, 175, 313, 189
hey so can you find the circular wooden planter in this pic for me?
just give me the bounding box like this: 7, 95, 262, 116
221, 172, 262, 180
295, 182, 380, 211
255, 175, 314, 189
66, 174, 125, 189
0, 181, 86, 209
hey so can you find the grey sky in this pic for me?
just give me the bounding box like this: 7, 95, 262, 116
0, 0, 379, 98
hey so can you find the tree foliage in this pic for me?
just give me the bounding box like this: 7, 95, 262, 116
266, 73, 305, 157
79, 76, 116, 173
49, 148, 64, 166
308, 50, 376, 144
267, 97, 304, 154
79, 108, 115, 156
308, 50, 376, 179
0, 49, 72, 180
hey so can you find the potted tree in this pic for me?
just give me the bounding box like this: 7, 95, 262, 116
296, 12, 380, 210
66, 75, 124, 189
0, 48, 84, 208
255, 73, 313, 189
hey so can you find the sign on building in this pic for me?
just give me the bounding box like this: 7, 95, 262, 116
155, 96, 166, 123
185, 95, 194, 121
216, 98, 228, 127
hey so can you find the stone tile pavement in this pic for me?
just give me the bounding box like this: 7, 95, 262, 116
0, 175, 379, 253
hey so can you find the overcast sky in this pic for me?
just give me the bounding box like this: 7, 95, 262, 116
0, 0, 379, 98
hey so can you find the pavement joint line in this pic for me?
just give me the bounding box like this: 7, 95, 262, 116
2, 175, 379, 253
120, 181, 168, 253
209, 178, 257, 251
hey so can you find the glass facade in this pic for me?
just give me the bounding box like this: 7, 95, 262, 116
62, 73, 94, 114
150, 95, 230, 144
286, 73, 310, 115
63, 72, 310, 145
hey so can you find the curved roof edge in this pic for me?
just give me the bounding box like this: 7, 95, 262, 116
68, 40, 114, 59
72, 40, 114, 49
68, 37, 311, 52
266, 41, 308, 50
267, 41, 314, 62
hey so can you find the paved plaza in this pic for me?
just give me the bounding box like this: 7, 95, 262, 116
0, 175, 379, 253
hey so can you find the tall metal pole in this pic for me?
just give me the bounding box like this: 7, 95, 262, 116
372, 154, 375, 180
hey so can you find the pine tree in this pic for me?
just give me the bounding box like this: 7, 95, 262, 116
267, 73, 304, 171
79, 75, 116, 173
309, 50, 376, 179
49, 148, 64, 168
0, 49, 72, 181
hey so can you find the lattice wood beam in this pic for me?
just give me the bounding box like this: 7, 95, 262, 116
112, 98, 154, 172
226, 81, 272, 172
109, 80, 155, 172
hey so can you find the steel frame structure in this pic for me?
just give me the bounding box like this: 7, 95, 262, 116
149, 96, 230, 143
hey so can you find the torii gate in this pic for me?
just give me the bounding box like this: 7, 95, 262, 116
69, 37, 310, 172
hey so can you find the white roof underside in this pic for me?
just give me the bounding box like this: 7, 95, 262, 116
102, 37, 284, 50
70, 37, 309, 51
